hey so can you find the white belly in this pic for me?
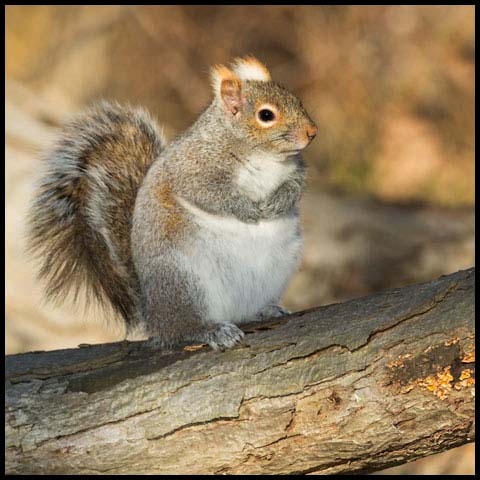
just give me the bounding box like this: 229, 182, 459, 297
176, 197, 303, 324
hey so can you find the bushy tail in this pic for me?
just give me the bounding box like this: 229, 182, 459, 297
27, 101, 165, 328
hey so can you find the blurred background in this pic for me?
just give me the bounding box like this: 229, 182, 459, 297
5, 5, 474, 474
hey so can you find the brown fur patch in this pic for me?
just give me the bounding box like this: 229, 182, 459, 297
156, 183, 185, 239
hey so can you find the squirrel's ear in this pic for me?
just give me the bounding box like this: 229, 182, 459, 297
211, 64, 243, 115
232, 56, 271, 82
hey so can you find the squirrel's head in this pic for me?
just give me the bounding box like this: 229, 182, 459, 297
210, 56, 317, 159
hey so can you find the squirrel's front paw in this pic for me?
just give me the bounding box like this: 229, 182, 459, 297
201, 323, 245, 350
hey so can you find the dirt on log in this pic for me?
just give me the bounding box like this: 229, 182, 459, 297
5, 268, 475, 474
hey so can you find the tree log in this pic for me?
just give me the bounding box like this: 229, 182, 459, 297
5, 268, 475, 475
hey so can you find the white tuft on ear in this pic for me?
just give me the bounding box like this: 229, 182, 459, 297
232, 56, 272, 82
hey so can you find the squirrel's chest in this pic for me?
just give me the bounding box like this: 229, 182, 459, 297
176, 199, 303, 323
235, 153, 296, 200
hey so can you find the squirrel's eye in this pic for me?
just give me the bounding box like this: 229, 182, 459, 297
258, 109, 276, 123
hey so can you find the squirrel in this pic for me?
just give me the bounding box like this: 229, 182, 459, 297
27, 56, 317, 350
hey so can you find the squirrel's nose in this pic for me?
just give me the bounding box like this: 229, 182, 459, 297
306, 125, 317, 142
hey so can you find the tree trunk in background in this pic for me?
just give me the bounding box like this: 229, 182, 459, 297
5, 268, 475, 474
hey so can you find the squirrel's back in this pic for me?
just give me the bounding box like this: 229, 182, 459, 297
27, 101, 165, 327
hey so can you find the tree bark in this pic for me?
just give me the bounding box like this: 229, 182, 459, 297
5, 268, 475, 475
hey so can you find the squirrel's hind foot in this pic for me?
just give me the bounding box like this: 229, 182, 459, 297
257, 304, 291, 320
145, 323, 245, 351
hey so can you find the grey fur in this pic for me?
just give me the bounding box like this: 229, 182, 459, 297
28, 62, 316, 350
27, 101, 165, 327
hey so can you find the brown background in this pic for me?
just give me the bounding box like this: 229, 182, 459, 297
5, 5, 474, 474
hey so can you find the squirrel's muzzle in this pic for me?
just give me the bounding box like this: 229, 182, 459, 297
306, 124, 317, 142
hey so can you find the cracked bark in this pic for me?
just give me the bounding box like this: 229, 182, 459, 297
5, 268, 475, 475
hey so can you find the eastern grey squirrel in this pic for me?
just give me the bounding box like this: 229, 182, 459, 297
27, 56, 317, 349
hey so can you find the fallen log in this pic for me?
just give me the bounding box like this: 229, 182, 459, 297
5, 268, 475, 474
